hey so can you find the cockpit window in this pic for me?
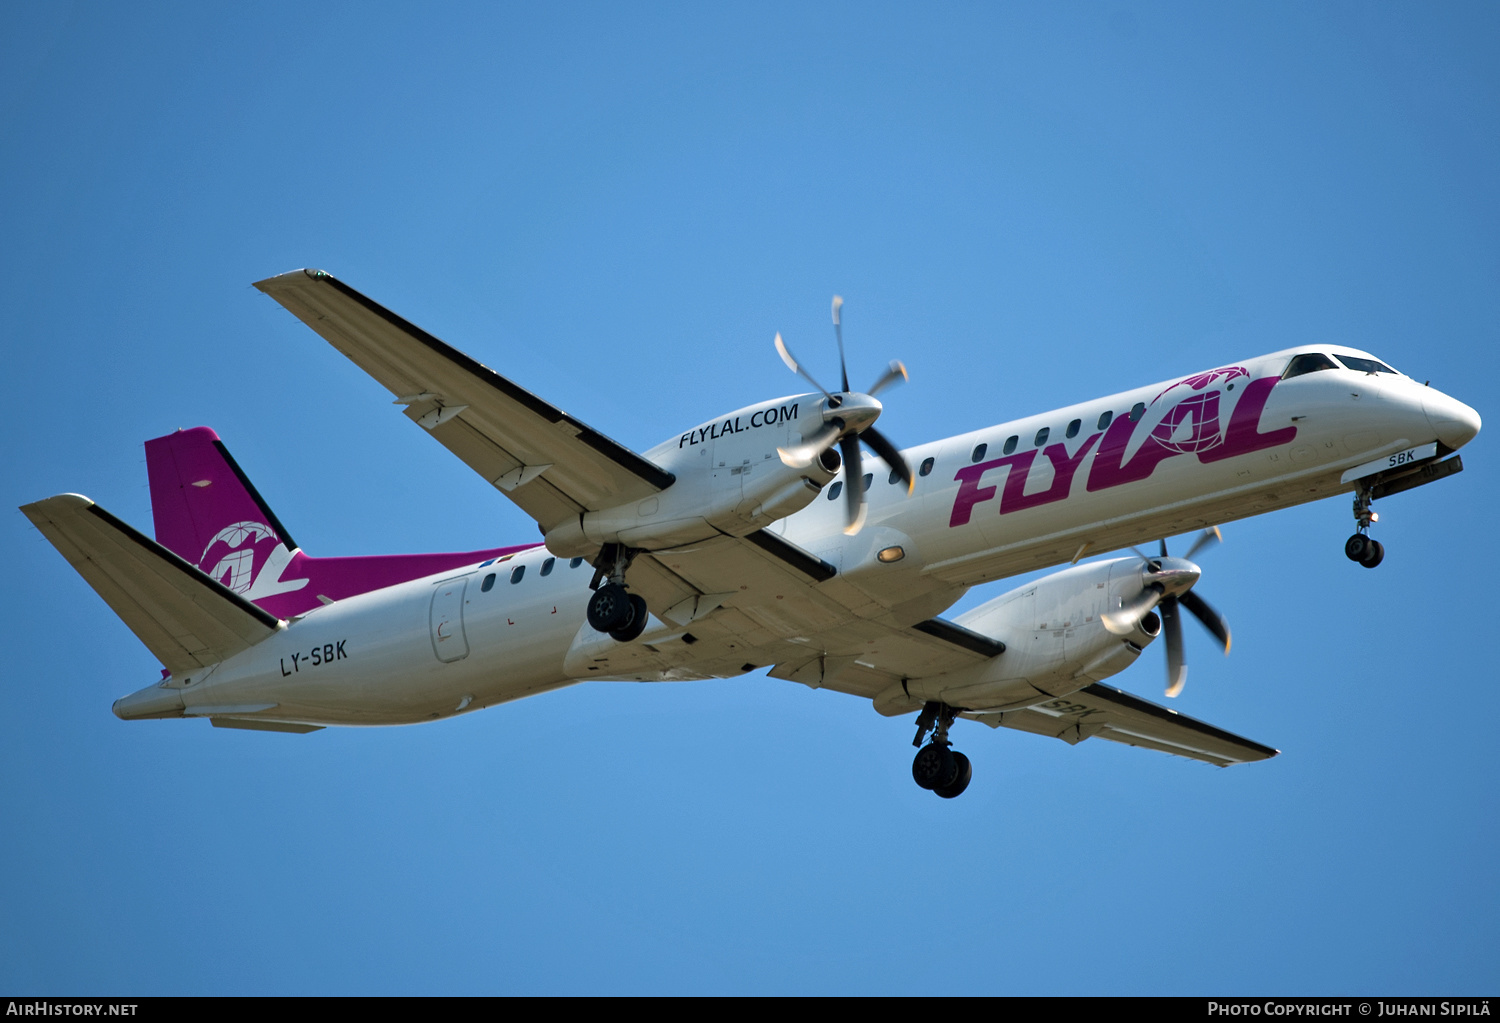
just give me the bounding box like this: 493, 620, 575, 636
1334, 354, 1398, 375
1282, 353, 1340, 379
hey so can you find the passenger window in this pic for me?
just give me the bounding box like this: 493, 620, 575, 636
1097, 410, 1113, 431
569, 557, 584, 569
1034, 427, 1050, 447
1334, 354, 1397, 375
510, 565, 525, 584
919, 457, 934, 477
971, 443, 987, 462
828, 480, 843, 501
1002, 435, 1018, 455
888, 468, 901, 485
1129, 403, 1145, 421
481, 573, 496, 592
861, 473, 873, 493
1282, 353, 1340, 379
540, 557, 555, 577
1066, 419, 1080, 439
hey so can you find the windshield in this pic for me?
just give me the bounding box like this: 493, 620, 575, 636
1282, 352, 1340, 379
1334, 354, 1399, 375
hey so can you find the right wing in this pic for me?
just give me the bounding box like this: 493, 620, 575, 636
21, 494, 283, 676
964, 683, 1278, 767
254, 269, 675, 534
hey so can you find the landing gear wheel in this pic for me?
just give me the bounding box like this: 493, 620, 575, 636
609, 594, 649, 642
912, 743, 957, 791
587, 583, 632, 633
1345, 534, 1370, 563
933, 751, 972, 799
1359, 539, 1385, 569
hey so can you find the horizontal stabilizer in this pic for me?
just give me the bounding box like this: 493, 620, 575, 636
21, 494, 283, 676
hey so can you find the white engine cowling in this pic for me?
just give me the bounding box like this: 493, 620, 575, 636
877, 558, 1162, 715
545, 394, 838, 558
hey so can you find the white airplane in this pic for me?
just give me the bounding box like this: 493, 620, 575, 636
22, 270, 1482, 798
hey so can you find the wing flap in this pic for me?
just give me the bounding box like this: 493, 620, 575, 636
254, 269, 673, 531
21, 494, 282, 675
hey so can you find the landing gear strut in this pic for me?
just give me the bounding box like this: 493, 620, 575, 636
586, 543, 649, 641
910, 701, 972, 799
1344, 484, 1385, 569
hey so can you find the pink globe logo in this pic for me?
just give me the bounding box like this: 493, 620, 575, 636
198, 521, 279, 593
1146, 366, 1250, 455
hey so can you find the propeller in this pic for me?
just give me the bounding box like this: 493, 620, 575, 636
1101, 528, 1231, 698
773, 296, 913, 535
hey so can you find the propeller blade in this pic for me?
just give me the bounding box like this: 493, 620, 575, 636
831, 296, 849, 393
1180, 590, 1231, 654
774, 332, 832, 399
867, 360, 909, 397
1185, 526, 1223, 562
1159, 538, 1169, 558
777, 421, 842, 468
840, 433, 865, 535
1102, 583, 1165, 635
861, 426, 914, 494
1162, 595, 1187, 697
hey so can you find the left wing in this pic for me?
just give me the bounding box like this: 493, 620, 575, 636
768, 623, 1277, 768
963, 683, 1278, 767
254, 269, 674, 534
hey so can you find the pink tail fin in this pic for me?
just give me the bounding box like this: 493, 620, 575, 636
145, 427, 535, 619
146, 427, 298, 564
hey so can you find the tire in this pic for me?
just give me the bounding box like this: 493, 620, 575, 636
934, 752, 972, 799
1360, 539, 1385, 569
587, 583, 632, 633
912, 744, 956, 790
1344, 534, 1369, 563
610, 594, 649, 642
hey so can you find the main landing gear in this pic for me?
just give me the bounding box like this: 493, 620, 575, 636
911, 701, 972, 799
1344, 484, 1385, 569
586, 543, 649, 642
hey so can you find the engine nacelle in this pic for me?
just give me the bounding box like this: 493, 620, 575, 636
877, 557, 1161, 715
545, 394, 838, 557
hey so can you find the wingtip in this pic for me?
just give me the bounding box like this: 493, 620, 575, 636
252, 268, 331, 292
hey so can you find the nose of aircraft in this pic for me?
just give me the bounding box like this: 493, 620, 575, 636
1423, 389, 1482, 450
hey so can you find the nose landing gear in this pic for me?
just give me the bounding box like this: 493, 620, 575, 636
1345, 485, 1385, 569
911, 701, 973, 799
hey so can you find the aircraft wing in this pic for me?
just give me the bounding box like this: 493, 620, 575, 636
253, 269, 675, 534
963, 683, 1278, 767
756, 615, 1276, 768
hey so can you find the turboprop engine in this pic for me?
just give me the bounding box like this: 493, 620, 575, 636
546, 297, 916, 560
875, 531, 1232, 716
544, 393, 844, 557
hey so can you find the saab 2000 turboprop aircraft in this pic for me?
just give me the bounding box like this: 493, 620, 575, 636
22, 270, 1482, 798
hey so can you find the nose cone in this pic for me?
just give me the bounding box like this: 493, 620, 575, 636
1150, 557, 1201, 597
1423, 389, 1481, 450
829, 393, 883, 432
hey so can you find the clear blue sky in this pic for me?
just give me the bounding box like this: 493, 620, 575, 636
3, 2, 1496, 995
